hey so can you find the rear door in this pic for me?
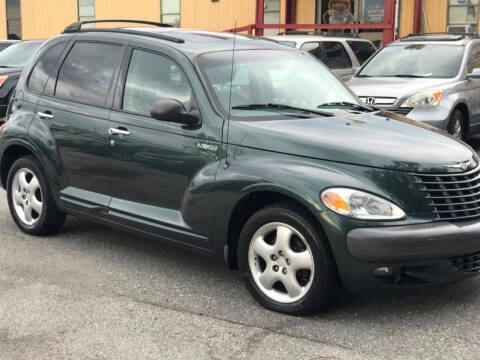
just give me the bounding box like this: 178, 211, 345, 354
107, 45, 220, 249
300, 41, 354, 81
346, 40, 377, 66
320, 41, 354, 81
36, 39, 125, 216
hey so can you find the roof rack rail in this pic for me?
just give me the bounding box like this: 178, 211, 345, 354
62, 19, 184, 44
63, 19, 172, 33
401, 32, 476, 41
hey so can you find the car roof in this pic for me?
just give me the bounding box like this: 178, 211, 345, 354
68, 27, 295, 59
266, 35, 373, 43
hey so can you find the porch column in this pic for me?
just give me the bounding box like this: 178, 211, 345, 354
413, 0, 423, 34
285, 0, 296, 25
382, 0, 396, 45
255, 0, 265, 36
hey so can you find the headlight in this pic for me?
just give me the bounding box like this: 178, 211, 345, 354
0, 76, 8, 88
400, 90, 443, 108
321, 188, 406, 220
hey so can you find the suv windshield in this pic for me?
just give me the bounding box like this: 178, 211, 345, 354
0, 42, 42, 67
198, 49, 360, 119
358, 44, 464, 78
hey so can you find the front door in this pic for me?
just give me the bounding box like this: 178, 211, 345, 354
465, 44, 480, 127
37, 40, 124, 214
107, 47, 220, 249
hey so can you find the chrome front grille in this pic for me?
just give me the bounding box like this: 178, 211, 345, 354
414, 165, 480, 221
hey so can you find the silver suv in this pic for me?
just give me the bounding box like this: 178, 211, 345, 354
266, 35, 377, 81
347, 33, 480, 140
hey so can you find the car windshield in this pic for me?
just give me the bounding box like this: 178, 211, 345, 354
197, 49, 361, 120
358, 44, 464, 78
0, 41, 42, 67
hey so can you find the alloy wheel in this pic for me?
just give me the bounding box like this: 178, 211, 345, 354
11, 168, 43, 226
248, 222, 314, 303
453, 117, 463, 140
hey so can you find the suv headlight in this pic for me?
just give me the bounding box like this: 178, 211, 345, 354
321, 188, 406, 220
400, 90, 443, 108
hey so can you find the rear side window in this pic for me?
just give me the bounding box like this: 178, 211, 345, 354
322, 42, 352, 69
55, 42, 123, 106
122, 49, 193, 116
28, 42, 67, 93
300, 42, 323, 61
347, 41, 376, 65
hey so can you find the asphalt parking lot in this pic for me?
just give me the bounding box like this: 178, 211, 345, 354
2, 139, 480, 360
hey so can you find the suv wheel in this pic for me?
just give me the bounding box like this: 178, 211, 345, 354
448, 109, 465, 140
238, 203, 337, 315
7, 156, 66, 235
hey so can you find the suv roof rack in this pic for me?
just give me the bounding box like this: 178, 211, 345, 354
400, 32, 476, 41
62, 19, 185, 44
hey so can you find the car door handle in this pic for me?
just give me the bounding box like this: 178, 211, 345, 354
108, 127, 131, 136
37, 111, 54, 119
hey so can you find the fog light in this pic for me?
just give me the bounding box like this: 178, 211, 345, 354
374, 267, 393, 277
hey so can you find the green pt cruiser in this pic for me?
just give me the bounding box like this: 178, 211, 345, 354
1, 20, 479, 315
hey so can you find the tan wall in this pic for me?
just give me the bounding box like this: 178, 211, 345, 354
0, 0, 6, 39
21, 0, 77, 39
399, 0, 414, 37
95, 0, 160, 28
422, 0, 447, 33
296, 0, 316, 24
181, 0, 256, 31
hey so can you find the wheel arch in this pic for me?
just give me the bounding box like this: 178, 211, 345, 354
452, 102, 470, 137
0, 140, 40, 189
225, 186, 328, 270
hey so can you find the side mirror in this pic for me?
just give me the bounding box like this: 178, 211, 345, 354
466, 68, 480, 80
150, 99, 200, 126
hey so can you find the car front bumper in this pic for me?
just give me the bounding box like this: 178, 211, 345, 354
332, 219, 480, 295
347, 220, 480, 263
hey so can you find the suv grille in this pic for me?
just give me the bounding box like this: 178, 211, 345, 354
414, 166, 480, 221
451, 252, 480, 273
391, 107, 413, 116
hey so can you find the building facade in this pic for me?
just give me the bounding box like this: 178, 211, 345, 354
0, 0, 478, 44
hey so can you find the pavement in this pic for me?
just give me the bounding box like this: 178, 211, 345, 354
2, 139, 480, 359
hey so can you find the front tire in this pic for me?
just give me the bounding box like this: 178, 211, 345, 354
7, 156, 66, 235
238, 203, 338, 315
448, 109, 465, 141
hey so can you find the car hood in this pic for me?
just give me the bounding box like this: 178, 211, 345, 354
346, 77, 452, 99
228, 110, 476, 173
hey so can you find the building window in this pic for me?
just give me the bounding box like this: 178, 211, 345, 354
6, 0, 22, 40
264, 0, 281, 35
78, 0, 95, 22
448, 0, 479, 33
161, 0, 181, 27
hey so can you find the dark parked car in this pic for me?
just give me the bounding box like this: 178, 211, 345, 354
0, 40, 44, 119
0, 40, 20, 52
1, 20, 480, 315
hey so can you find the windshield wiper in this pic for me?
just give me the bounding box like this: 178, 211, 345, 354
392, 74, 428, 78
232, 103, 334, 117
318, 101, 375, 112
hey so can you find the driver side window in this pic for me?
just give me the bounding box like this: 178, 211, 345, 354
123, 49, 193, 116
467, 45, 480, 74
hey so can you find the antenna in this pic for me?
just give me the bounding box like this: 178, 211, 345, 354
225, 21, 237, 169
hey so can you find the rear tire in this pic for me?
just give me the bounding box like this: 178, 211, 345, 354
238, 203, 338, 315
7, 156, 66, 235
448, 109, 465, 141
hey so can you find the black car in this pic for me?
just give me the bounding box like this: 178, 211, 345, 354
0, 40, 44, 119
0, 40, 20, 52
